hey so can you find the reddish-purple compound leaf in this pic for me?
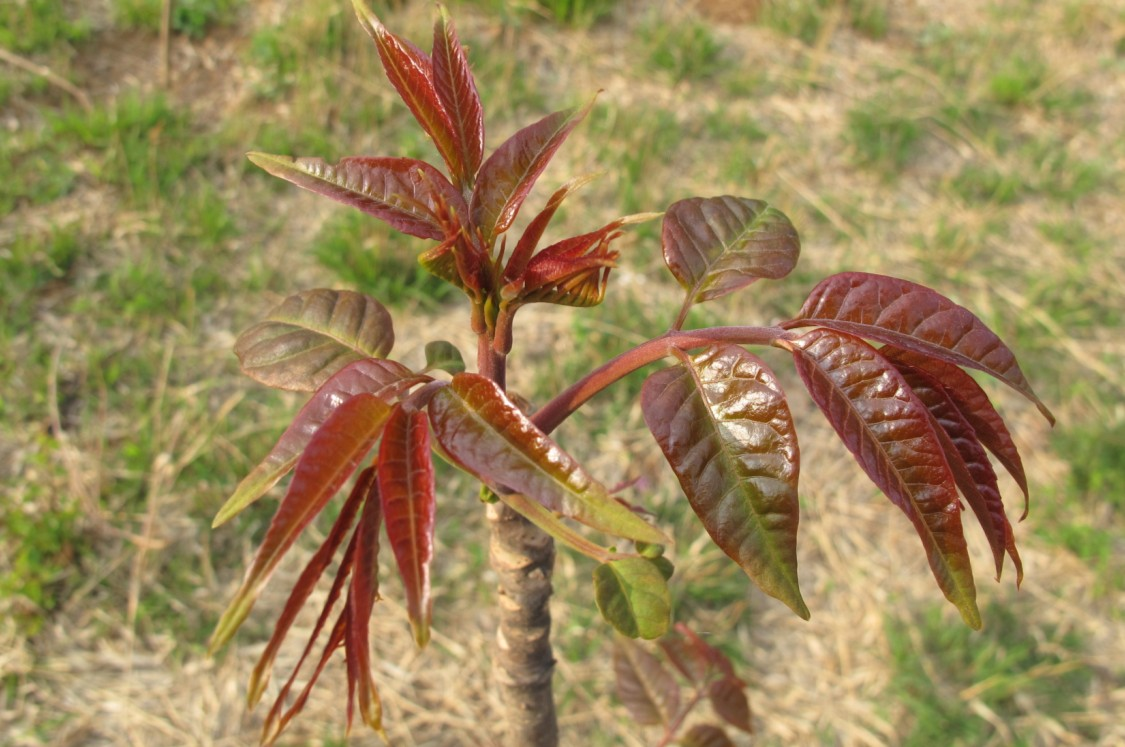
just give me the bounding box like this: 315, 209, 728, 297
641, 345, 808, 619
881, 346, 1030, 517
213, 358, 421, 527
470, 97, 596, 244
352, 0, 463, 184
247, 467, 372, 707
234, 289, 396, 393
894, 364, 1022, 586
378, 405, 437, 647
659, 633, 709, 685
709, 677, 753, 734
247, 153, 465, 241
788, 328, 981, 628
783, 272, 1054, 425
662, 196, 800, 303
432, 6, 484, 188
261, 513, 365, 743
209, 393, 393, 653
346, 478, 384, 735
680, 724, 737, 747
429, 374, 667, 544
504, 173, 602, 282
613, 637, 681, 727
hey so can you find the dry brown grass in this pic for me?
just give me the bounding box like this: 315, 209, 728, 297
2, 0, 1123, 745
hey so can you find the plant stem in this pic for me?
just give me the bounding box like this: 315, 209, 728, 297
532, 325, 790, 435
487, 500, 559, 747
481, 322, 558, 746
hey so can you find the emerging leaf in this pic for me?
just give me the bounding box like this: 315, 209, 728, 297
352, 0, 464, 185
881, 346, 1030, 516
470, 97, 596, 244
680, 724, 737, 747
662, 196, 800, 303
247, 153, 465, 241
428, 374, 667, 544
504, 172, 602, 281
235, 289, 396, 392
508, 223, 622, 308
213, 358, 419, 527
641, 345, 808, 619
783, 272, 1054, 424
787, 328, 981, 628
209, 393, 393, 653
594, 557, 672, 639
613, 637, 681, 726
423, 340, 466, 374
432, 5, 485, 188
378, 405, 437, 647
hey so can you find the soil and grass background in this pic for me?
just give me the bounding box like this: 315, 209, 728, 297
2, 0, 1123, 744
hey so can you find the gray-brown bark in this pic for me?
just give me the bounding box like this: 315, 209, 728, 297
487, 500, 558, 747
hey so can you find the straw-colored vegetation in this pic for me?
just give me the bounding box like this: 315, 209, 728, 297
2, 0, 1122, 744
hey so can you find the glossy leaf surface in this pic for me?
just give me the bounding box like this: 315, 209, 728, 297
613, 637, 680, 726
681, 724, 736, 747
209, 393, 392, 653
895, 363, 1022, 585
378, 405, 437, 647
593, 557, 672, 639
346, 478, 384, 734
432, 6, 484, 187
662, 196, 800, 303
247, 153, 464, 241
235, 289, 396, 392
784, 272, 1054, 424
642, 345, 808, 619
423, 340, 466, 374
213, 358, 418, 527
352, 1, 463, 184
788, 328, 980, 628
429, 374, 666, 544
247, 468, 370, 707
471, 98, 595, 244
881, 346, 1029, 515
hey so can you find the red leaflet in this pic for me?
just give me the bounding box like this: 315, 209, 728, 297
470, 97, 597, 244
432, 6, 484, 188
642, 346, 807, 619
509, 223, 623, 307
783, 272, 1054, 424
788, 328, 981, 628
673, 623, 738, 680
352, 1, 463, 184
346, 479, 384, 734
881, 346, 1030, 516
894, 363, 1023, 585
234, 288, 397, 393
708, 677, 753, 734
504, 173, 601, 282
428, 374, 667, 544
247, 153, 464, 241
613, 637, 681, 727
247, 467, 372, 707
209, 393, 393, 652
212, 357, 422, 527
680, 724, 737, 747
662, 196, 800, 303
378, 404, 437, 647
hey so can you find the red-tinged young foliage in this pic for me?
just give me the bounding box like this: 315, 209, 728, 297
209, 3, 1053, 745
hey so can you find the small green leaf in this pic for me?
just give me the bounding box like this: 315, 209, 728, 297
423, 340, 466, 374
593, 557, 671, 639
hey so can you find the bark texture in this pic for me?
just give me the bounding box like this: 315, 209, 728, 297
487, 500, 558, 747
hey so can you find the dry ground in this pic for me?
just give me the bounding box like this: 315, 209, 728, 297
2, 0, 1123, 745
